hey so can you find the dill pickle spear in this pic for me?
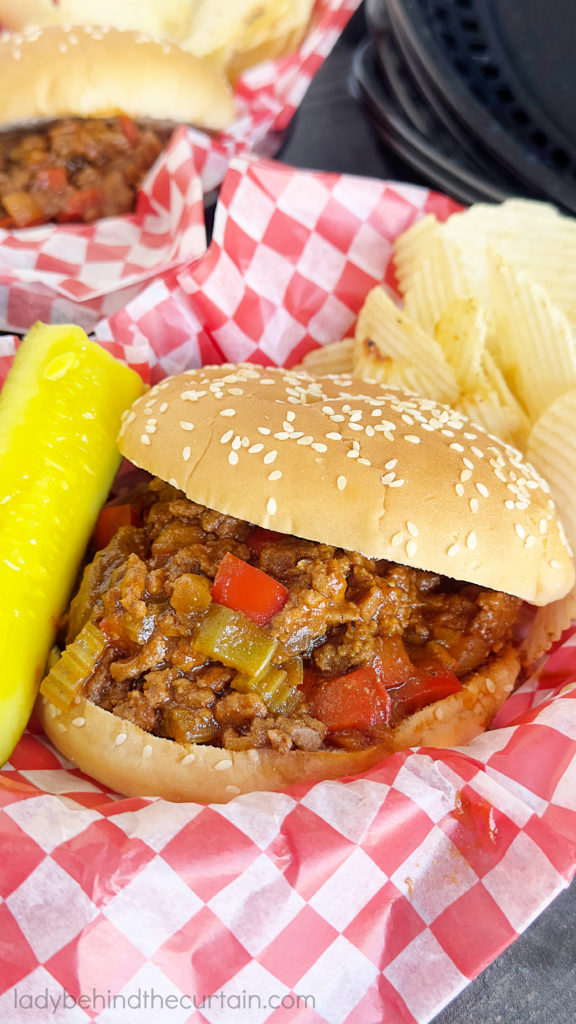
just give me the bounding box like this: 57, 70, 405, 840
0, 322, 144, 765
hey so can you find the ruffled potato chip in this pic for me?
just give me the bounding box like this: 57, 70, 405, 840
354, 286, 460, 405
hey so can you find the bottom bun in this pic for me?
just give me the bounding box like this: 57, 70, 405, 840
37, 647, 520, 803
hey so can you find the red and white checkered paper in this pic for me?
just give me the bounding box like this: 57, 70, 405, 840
0, 0, 360, 336
2, 156, 576, 1024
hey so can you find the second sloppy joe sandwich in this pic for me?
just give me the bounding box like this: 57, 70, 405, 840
37, 364, 575, 801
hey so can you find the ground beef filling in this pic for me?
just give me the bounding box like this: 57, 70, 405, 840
64, 479, 522, 752
0, 117, 169, 227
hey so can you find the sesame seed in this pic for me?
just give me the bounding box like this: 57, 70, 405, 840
435, 708, 444, 721
350, 411, 363, 422
347, 449, 359, 459
525, 536, 536, 548
381, 472, 396, 484
228, 388, 244, 396
297, 436, 313, 446
463, 457, 474, 470
385, 459, 398, 470
404, 435, 421, 444
248, 443, 264, 454
274, 432, 291, 440
258, 427, 271, 435
228, 451, 239, 466
450, 443, 465, 452
349, 423, 364, 431
485, 679, 496, 694
143, 745, 152, 760
551, 560, 563, 570
391, 532, 403, 547
181, 753, 196, 765
357, 458, 371, 466
214, 759, 233, 771
220, 429, 234, 444
322, 406, 335, 415
407, 521, 419, 537
286, 410, 296, 422
267, 497, 277, 515
330, 414, 345, 423
183, 447, 191, 462
466, 532, 477, 550
539, 518, 548, 534
232, 436, 242, 451
366, 425, 375, 437
169, 478, 179, 488
406, 539, 418, 558
448, 543, 459, 557
476, 483, 489, 497
115, 734, 128, 746
220, 409, 236, 417
326, 432, 342, 441
71, 717, 85, 727
471, 447, 484, 458
337, 475, 347, 491
515, 523, 526, 540
56, 722, 67, 733
140, 434, 151, 446
460, 469, 472, 482
159, 402, 168, 413
179, 421, 194, 431
247, 748, 259, 761
505, 499, 515, 510
389, 478, 405, 488
268, 470, 282, 482
312, 443, 328, 453
470, 498, 479, 514
263, 450, 278, 464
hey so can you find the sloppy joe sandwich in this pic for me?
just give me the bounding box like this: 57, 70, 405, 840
0, 26, 234, 227
37, 365, 575, 802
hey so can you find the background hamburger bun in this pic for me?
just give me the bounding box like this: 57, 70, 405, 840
0, 25, 235, 130
37, 648, 520, 802
0, 0, 194, 41
119, 364, 574, 606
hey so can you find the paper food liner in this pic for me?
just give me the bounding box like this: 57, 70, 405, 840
2, 155, 576, 1024
0, 0, 360, 337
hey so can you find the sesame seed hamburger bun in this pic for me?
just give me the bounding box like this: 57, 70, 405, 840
0, 25, 235, 129
119, 365, 574, 606
36, 365, 574, 802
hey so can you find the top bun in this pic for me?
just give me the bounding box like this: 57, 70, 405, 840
118, 364, 575, 606
0, 25, 235, 130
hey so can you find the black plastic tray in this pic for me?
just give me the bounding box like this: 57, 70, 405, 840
381, 0, 576, 215
350, 40, 513, 205
366, 0, 528, 196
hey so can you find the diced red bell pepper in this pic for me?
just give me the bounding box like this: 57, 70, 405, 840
386, 669, 462, 718
246, 526, 287, 555
56, 188, 103, 223
119, 115, 138, 145
94, 503, 133, 550
2, 191, 45, 227
308, 665, 392, 731
34, 167, 68, 191
211, 551, 289, 626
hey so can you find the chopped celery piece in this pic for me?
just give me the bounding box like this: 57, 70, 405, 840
162, 708, 218, 745
40, 622, 106, 712
233, 663, 303, 715
193, 603, 277, 677
0, 322, 144, 764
